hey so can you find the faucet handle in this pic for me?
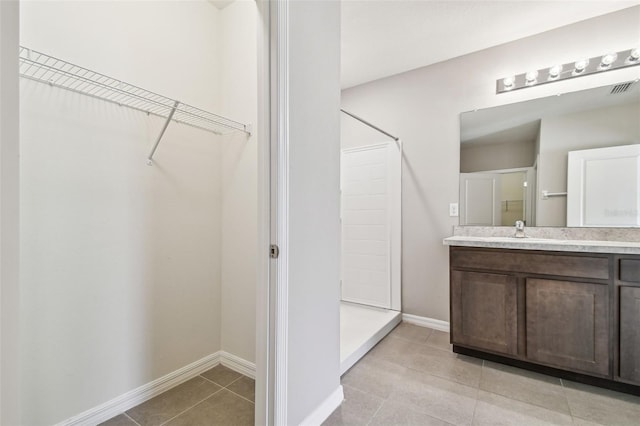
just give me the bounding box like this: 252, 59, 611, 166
515, 220, 525, 230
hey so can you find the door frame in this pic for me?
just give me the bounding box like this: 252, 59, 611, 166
459, 166, 535, 226
255, 0, 274, 425
0, 1, 279, 425
0, 1, 21, 424
257, 0, 289, 424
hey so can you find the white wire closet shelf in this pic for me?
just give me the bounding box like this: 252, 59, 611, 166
19, 46, 251, 162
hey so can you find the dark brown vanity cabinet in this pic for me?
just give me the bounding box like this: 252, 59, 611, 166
619, 286, 640, 384
617, 258, 640, 386
450, 247, 619, 384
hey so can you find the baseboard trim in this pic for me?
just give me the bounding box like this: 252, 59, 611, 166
58, 351, 256, 426
402, 313, 450, 332
220, 351, 256, 379
299, 385, 344, 426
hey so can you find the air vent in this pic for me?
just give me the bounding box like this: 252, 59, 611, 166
610, 81, 635, 94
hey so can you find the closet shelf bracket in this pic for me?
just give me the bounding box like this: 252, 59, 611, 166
147, 101, 180, 166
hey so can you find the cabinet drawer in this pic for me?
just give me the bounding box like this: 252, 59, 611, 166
451, 248, 610, 280
619, 258, 640, 283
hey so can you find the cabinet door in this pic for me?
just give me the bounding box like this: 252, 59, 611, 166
620, 286, 640, 384
526, 278, 609, 376
451, 270, 518, 355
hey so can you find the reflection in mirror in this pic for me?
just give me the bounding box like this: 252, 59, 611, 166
459, 79, 640, 227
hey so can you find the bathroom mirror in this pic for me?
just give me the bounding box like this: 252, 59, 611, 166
459, 79, 640, 227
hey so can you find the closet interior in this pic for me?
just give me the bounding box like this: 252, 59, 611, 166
19, 1, 259, 424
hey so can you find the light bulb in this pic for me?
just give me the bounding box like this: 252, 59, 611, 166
525, 70, 538, 85
573, 59, 589, 75
502, 76, 515, 90
548, 64, 563, 80
599, 53, 618, 69
627, 47, 640, 63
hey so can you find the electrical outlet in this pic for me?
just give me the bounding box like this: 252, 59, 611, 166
449, 203, 459, 217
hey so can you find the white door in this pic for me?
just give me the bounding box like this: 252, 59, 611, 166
459, 172, 502, 225
567, 144, 640, 227
341, 142, 401, 310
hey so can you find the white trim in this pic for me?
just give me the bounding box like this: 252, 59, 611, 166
402, 313, 450, 332
389, 140, 402, 312
298, 385, 344, 426
220, 351, 257, 380
0, 2, 21, 424
56, 352, 223, 426
473, 166, 532, 175
255, 0, 272, 424
273, 1, 289, 425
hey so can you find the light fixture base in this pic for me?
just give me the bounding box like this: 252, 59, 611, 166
496, 48, 640, 94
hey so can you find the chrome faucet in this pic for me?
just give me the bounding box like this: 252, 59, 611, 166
514, 220, 526, 238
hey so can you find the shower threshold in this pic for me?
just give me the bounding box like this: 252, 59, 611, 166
340, 301, 401, 375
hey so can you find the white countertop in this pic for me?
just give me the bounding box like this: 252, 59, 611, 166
443, 235, 640, 255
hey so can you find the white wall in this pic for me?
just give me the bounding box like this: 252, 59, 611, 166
0, 1, 20, 424
286, 1, 342, 424
537, 100, 640, 225
220, 0, 258, 365
20, 1, 222, 112
19, 2, 229, 424
341, 6, 640, 321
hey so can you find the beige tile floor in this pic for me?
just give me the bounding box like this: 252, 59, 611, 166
324, 323, 640, 426
100, 365, 254, 426
100, 323, 640, 426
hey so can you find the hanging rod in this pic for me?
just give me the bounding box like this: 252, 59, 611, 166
18, 46, 251, 164
340, 109, 399, 141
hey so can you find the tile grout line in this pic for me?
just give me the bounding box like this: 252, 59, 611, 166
156, 387, 225, 426
477, 360, 580, 418
225, 375, 244, 388
365, 398, 387, 426
199, 373, 230, 387
199, 371, 248, 389
224, 387, 256, 405
559, 378, 577, 419
199, 372, 255, 403
478, 377, 574, 417
124, 412, 142, 426
470, 360, 486, 425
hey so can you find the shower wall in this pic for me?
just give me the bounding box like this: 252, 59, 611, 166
19, 1, 257, 424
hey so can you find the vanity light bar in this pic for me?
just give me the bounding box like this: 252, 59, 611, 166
496, 47, 640, 94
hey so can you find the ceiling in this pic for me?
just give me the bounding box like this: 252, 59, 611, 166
341, 0, 640, 89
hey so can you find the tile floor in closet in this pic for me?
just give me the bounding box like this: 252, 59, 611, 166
101, 365, 254, 426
